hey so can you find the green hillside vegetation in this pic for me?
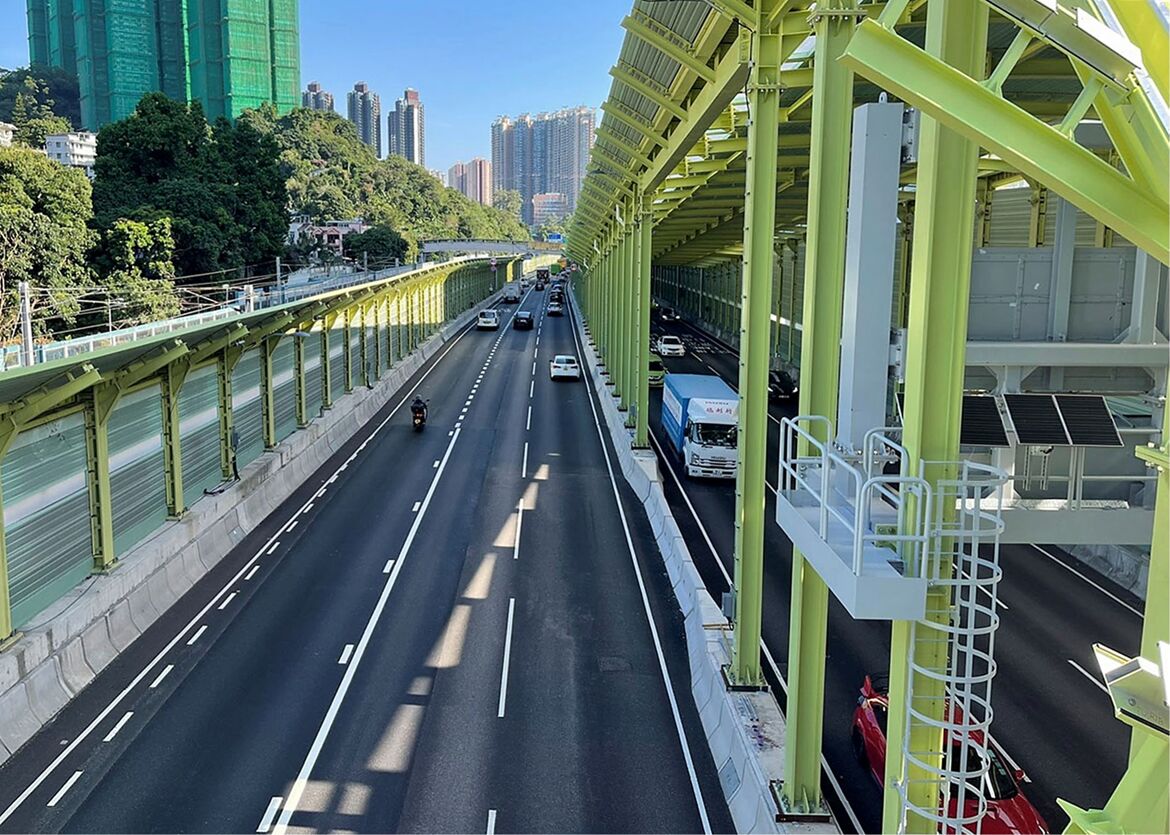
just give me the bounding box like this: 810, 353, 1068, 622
241, 105, 528, 260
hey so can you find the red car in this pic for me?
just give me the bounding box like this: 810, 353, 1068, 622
851, 675, 1049, 835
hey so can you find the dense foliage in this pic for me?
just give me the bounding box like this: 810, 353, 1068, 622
93, 93, 288, 279
0, 65, 82, 134
343, 225, 410, 265
241, 105, 528, 260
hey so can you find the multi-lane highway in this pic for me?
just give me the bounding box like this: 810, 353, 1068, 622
646, 312, 1145, 833
0, 286, 733, 835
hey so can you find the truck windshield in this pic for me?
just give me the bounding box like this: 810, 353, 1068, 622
692, 423, 736, 447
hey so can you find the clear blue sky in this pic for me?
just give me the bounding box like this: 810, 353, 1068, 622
0, 0, 629, 170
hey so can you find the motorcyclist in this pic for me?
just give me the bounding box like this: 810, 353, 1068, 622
411, 396, 427, 421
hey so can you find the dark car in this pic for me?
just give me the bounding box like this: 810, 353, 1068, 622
535, 282, 545, 291
660, 307, 679, 321
852, 675, 1048, 835
513, 310, 534, 330
768, 369, 798, 400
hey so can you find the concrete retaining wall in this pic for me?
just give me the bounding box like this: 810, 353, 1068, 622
571, 295, 837, 835
0, 296, 499, 765
1064, 543, 1149, 600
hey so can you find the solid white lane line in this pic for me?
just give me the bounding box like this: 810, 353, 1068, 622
649, 411, 865, 833
569, 310, 711, 835
273, 426, 466, 834
412, 501, 421, 512
338, 644, 354, 665
0, 314, 488, 828
526, 406, 532, 431
513, 505, 524, 561
1068, 658, 1110, 694
522, 443, 529, 479
497, 598, 516, 718
486, 809, 497, 835
218, 592, 238, 611
257, 796, 283, 833
46, 771, 82, 808
102, 712, 133, 743
186, 625, 208, 646
383, 559, 395, 574
149, 665, 174, 689
266, 541, 281, 555
1030, 545, 1142, 617
245, 565, 260, 581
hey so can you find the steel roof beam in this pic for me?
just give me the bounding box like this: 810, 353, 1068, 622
609, 64, 688, 121
621, 14, 716, 84
599, 102, 667, 148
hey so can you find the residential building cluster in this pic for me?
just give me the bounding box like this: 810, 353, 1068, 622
447, 158, 492, 206
1, 120, 98, 178
302, 82, 425, 166
26, 0, 299, 130
491, 107, 595, 224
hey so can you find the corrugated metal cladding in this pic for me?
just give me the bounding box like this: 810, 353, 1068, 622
348, 325, 362, 388
109, 384, 168, 557
179, 362, 223, 509
2, 413, 91, 628
378, 320, 389, 368
330, 333, 346, 403
305, 333, 323, 420
273, 339, 297, 443
232, 348, 264, 468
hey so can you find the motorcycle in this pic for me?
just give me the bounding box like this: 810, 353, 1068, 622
411, 400, 429, 431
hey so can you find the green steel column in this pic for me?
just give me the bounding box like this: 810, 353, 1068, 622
357, 301, 369, 386
372, 297, 383, 379
321, 318, 334, 411
294, 334, 308, 428
783, 0, 858, 814
87, 385, 119, 570
0, 426, 16, 641
617, 225, 630, 410
161, 361, 190, 517
390, 293, 401, 365
342, 306, 354, 393
731, 4, 784, 689
635, 197, 652, 448
882, 2, 989, 831
260, 337, 278, 449
625, 216, 637, 423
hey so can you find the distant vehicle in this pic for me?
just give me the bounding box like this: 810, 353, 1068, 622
656, 334, 685, 357
660, 307, 679, 321
661, 374, 738, 478
502, 283, 522, 303
477, 309, 500, 330
535, 281, 545, 291
536, 267, 551, 283
648, 352, 665, 387
768, 369, 798, 400
513, 311, 534, 330
852, 675, 1049, 835
548, 301, 564, 317
549, 289, 564, 303
549, 354, 581, 380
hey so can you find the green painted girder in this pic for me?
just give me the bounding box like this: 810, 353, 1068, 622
109, 340, 190, 392
708, 0, 759, 28
7, 364, 102, 427
599, 101, 668, 148
592, 142, 644, 176
609, 63, 688, 121
621, 13, 716, 84
596, 124, 653, 168
840, 17, 1169, 264
187, 323, 250, 367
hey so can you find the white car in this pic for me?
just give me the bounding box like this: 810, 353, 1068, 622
656, 334, 685, 356
477, 309, 500, 330
549, 354, 581, 380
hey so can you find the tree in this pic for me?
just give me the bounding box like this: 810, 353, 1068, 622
0, 146, 94, 341
88, 218, 180, 327
0, 66, 81, 131
493, 189, 523, 221
343, 225, 409, 266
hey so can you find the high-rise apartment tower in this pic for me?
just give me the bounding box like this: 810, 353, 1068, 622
491, 107, 594, 224
388, 88, 425, 166
302, 81, 334, 112
347, 82, 381, 156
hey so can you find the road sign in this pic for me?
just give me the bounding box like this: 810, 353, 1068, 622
547, 233, 564, 243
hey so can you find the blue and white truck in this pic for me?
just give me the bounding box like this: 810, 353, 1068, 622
661, 373, 739, 478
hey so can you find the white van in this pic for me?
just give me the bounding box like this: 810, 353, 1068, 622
477, 309, 500, 330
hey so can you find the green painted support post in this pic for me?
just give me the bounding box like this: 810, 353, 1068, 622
342, 306, 354, 393
783, 0, 858, 814
320, 318, 334, 411
260, 337, 278, 449
624, 217, 637, 423
219, 344, 245, 477
882, 2, 989, 832
616, 226, 629, 409
294, 334, 308, 428
372, 298, 383, 380
358, 301, 369, 387
635, 197, 652, 448
87, 385, 119, 570
731, 3, 784, 690
161, 360, 190, 517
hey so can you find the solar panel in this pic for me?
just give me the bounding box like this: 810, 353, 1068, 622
1004, 394, 1071, 445
1055, 395, 1123, 446
961, 395, 1010, 447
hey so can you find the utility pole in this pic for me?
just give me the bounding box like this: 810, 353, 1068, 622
19, 281, 34, 366
276, 257, 283, 304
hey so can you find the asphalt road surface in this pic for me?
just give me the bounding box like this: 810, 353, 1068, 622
647, 312, 1145, 833
0, 286, 733, 835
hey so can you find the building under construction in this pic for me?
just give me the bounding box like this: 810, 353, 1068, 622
26, 0, 300, 130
